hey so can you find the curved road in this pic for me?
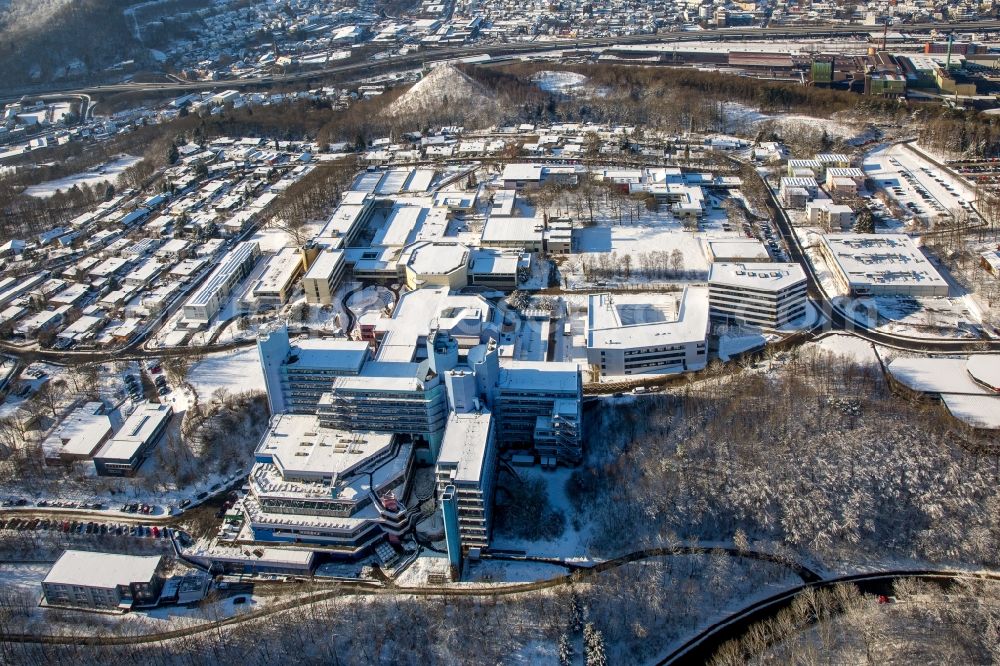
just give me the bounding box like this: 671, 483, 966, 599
745, 156, 1000, 354
656, 568, 1000, 665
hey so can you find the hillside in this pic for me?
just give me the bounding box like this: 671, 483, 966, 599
0, 0, 140, 88
386, 64, 498, 121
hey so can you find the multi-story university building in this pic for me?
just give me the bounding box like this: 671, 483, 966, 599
708, 262, 808, 328
243, 413, 413, 552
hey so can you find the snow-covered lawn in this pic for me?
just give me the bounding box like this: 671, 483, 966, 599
531, 70, 588, 94
188, 347, 265, 399
808, 333, 879, 365
491, 466, 595, 562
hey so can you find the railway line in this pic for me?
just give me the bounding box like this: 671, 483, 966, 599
6, 21, 1000, 103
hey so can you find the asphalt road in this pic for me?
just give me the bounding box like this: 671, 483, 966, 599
751, 158, 1000, 354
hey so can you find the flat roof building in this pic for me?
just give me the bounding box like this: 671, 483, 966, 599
247, 247, 304, 306
243, 413, 413, 552
94, 402, 173, 476
435, 410, 498, 552
480, 216, 545, 252
818, 233, 949, 297
42, 402, 113, 465
42, 550, 164, 611
302, 249, 346, 306
708, 262, 808, 328
399, 241, 469, 290
888, 356, 1000, 430
703, 238, 770, 263
258, 325, 370, 414
586, 287, 709, 378
182, 241, 261, 323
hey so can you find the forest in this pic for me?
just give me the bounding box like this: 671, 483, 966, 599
0, 0, 140, 87
714, 578, 1000, 665
568, 345, 1000, 569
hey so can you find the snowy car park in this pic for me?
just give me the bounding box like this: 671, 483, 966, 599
864, 143, 979, 228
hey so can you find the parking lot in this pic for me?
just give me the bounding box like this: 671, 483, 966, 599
0, 516, 171, 539
865, 144, 979, 228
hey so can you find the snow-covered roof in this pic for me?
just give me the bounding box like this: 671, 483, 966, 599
820, 234, 948, 292
437, 409, 494, 485
587, 287, 709, 351
44, 550, 162, 589
708, 262, 807, 292
967, 355, 1000, 392
255, 413, 395, 479
497, 360, 580, 393
888, 357, 1000, 430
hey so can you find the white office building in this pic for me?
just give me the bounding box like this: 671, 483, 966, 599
182, 241, 260, 323
586, 287, 709, 378
708, 262, 808, 328
302, 249, 346, 305
258, 325, 370, 414
434, 410, 498, 552
42, 550, 164, 610
93, 402, 173, 476
243, 414, 413, 552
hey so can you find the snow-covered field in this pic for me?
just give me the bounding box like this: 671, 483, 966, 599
24, 155, 142, 198
187, 347, 266, 398
531, 70, 588, 93
722, 102, 870, 144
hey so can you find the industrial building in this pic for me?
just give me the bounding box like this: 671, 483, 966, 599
818, 233, 949, 297
708, 262, 809, 328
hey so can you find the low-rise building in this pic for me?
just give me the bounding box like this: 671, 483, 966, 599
468, 250, 526, 290
806, 200, 856, 231
94, 402, 173, 476
42, 402, 113, 465
182, 241, 260, 323
480, 216, 545, 252
399, 241, 469, 290
247, 247, 303, 307
818, 233, 949, 297
42, 550, 164, 611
